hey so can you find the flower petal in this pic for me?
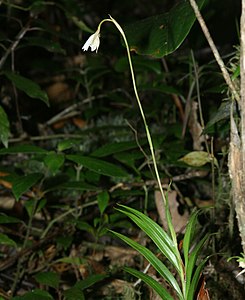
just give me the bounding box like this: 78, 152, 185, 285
82, 30, 100, 53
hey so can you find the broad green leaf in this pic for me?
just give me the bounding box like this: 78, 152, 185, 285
12, 173, 43, 200
12, 289, 53, 300
4, 71, 49, 106
111, 231, 183, 299
139, 83, 180, 95
24, 37, 66, 54
44, 152, 65, 174
67, 155, 128, 177
34, 272, 60, 289
0, 105, 10, 148
0, 144, 47, 154
0, 233, 17, 247
61, 181, 98, 191
179, 151, 212, 167
91, 141, 139, 157
75, 220, 94, 234
75, 274, 108, 290
97, 191, 109, 215
205, 101, 233, 131
124, 267, 174, 300
116, 205, 181, 275
114, 56, 162, 74
124, 0, 206, 58
63, 286, 85, 300
0, 213, 21, 224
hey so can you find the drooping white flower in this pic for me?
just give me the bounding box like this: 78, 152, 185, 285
82, 29, 100, 53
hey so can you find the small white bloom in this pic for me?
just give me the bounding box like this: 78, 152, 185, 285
82, 29, 100, 53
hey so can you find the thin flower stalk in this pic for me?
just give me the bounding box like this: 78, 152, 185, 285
82, 15, 186, 296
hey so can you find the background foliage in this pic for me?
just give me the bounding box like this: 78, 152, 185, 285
0, 0, 243, 299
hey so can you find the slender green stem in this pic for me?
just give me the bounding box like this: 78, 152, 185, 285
109, 17, 166, 206
107, 16, 186, 294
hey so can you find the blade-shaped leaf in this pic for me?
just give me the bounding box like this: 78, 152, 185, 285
75, 274, 108, 290
4, 71, 49, 106
183, 210, 199, 266
111, 230, 183, 299
66, 155, 128, 177
0, 144, 47, 154
185, 234, 209, 294
116, 205, 181, 275
12, 173, 43, 200
0, 213, 22, 224
91, 141, 139, 157
97, 191, 110, 215
124, 267, 174, 300
124, 0, 206, 58
24, 37, 66, 54
187, 256, 210, 300
0, 233, 17, 247
0, 105, 10, 148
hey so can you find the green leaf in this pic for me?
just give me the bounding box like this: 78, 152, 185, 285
4, 71, 49, 106
44, 152, 65, 174
12, 173, 43, 200
97, 191, 110, 215
63, 274, 107, 300
124, 0, 206, 57
63, 286, 85, 300
0, 144, 47, 154
12, 289, 53, 300
187, 256, 210, 300
114, 56, 162, 74
185, 234, 209, 295
0, 213, 21, 224
0, 105, 10, 148
61, 181, 98, 191
24, 37, 66, 54
116, 205, 181, 275
75, 274, 108, 290
91, 141, 139, 157
70, 16, 93, 33
205, 101, 233, 131
111, 231, 183, 299
124, 267, 174, 300
57, 139, 80, 152
179, 151, 212, 167
0, 233, 17, 247
34, 272, 60, 289
183, 210, 199, 267
67, 155, 128, 177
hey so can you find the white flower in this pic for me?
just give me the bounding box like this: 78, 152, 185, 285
82, 29, 100, 53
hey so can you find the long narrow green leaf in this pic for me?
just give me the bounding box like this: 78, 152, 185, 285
187, 256, 210, 300
124, 267, 174, 300
183, 210, 199, 266
185, 234, 209, 295
111, 230, 183, 299
116, 205, 181, 275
